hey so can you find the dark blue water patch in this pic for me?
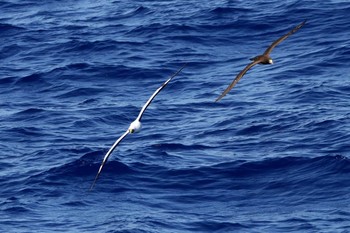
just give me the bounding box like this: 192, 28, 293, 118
58, 39, 119, 54
338, 45, 350, 56
125, 23, 200, 40
14, 73, 42, 84
99, 5, 152, 23
6, 107, 58, 126
118, 6, 151, 19
43, 62, 95, 80
186, 220, 249, 232
288, 84, 341, 105
0, 76, 16, 85
167, 34, 211, 46
45, 151, 134, 180
13, 73, 51, 91
4, 126, 50, 138
150, 143, 215, 151
72, 118, 100, 129
78, 98, 99, 105
66, 62, 91, 70
125, 22, 165, 37
49, 63, 168, 85
0, 44, 23, 59
335, 85, 350, 96
137, 155, 350, 192
0, 0, 40, 10
0, 23, 24, 32
0, 160, 15, 173
210, 6, 253, 15
274, 217, 316, 231
55, 87, 105, 99
14, 107, 45, 116
106, 229, 150, 233
0, 197, 34, 220
62, 200, 88, 207
235, 123, 272, 136
2, 206, 31, 214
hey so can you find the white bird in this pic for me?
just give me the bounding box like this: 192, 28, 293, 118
90, 64, 186, 190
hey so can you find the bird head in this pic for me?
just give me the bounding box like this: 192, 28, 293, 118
128, 120, 142, 134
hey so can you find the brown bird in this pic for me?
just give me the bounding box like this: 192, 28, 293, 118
215, 20, 306, 102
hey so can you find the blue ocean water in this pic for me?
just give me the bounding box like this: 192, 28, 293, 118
1, 0, 350, 232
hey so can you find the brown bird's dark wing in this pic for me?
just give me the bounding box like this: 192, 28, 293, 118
263, 20, 306, 56
215, 60, 260, 102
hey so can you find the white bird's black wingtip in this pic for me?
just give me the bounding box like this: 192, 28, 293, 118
89, 173, 100, 191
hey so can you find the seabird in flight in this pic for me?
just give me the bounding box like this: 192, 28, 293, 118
90, 64, 186, 190
215, 20, 306, 102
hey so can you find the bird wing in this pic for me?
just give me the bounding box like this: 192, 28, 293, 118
215, 61, 259, 102
90, 130, 129, 190
263, 20, 306, 56
136, 64, 186, 121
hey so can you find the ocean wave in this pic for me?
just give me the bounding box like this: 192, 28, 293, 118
0, 23, 24, 32
40, 154, 349, 193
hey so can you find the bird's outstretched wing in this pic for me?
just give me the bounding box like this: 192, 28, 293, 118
90, 64, 186, 190
263, 20, 306, 56
215, 61, 259, 102
136, 64, 186, 121
90, 130, 129, 190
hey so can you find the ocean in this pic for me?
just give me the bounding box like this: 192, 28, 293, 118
1, 0, 350, 232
